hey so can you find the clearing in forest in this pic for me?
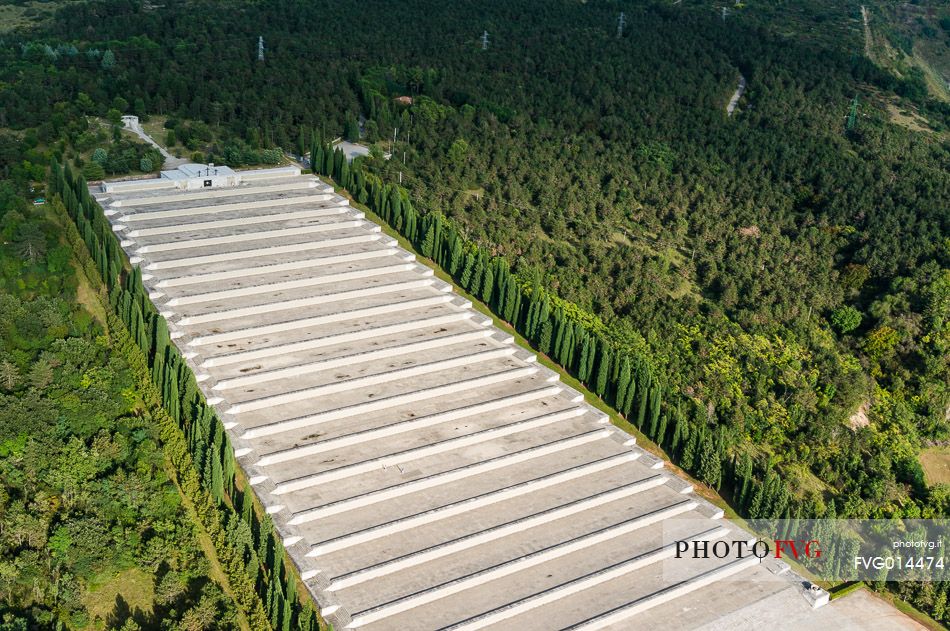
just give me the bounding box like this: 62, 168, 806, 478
919, 447, 950, 486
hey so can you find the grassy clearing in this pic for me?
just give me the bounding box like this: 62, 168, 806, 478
885, 101, 933, 133
139, 115, 170, 145
0, 1, 68, 33
919, 446, 950, 486
461, 187, 485, 202
73, 260, 110, 330
44, 203, 110, 329
783, 462, 833, 496
82, 568, 154, 628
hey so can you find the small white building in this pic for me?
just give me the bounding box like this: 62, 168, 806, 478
160, 163, 240, 190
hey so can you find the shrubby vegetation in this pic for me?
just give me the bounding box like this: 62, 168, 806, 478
0, 175, 240, 627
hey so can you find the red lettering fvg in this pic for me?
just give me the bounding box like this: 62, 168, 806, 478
774, 539, 822, 560
674, 539, 820, 560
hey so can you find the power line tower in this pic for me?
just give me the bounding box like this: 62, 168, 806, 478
722, 7, 729, 21
481, 30, 489, 50
846, 94, 858, 131
257, 36, 264, 61
617, 12, 626, 38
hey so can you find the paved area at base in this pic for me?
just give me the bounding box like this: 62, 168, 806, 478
94, 166, 919, 630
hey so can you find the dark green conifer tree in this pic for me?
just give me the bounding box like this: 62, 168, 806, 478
595, 347, 611, 398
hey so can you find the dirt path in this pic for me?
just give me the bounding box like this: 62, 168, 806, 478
122, 117, 189, 168
861, 5, 872, 59
727, 74, 746, 116
164, 458, 253, 631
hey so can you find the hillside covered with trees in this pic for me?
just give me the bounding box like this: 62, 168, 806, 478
0, 178, 242, 627
0, 0, 948, 625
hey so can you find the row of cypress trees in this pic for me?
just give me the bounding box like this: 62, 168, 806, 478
311, 140, 800, 523
51, 158, 321, 631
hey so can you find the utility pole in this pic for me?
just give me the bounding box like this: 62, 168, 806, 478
617, 12, 626, 38
257, 36, 264, 61
846, 94, 858, 131
481, 30, 489, 50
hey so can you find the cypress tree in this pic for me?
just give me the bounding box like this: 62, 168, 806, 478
538, 319, 554, 355
480, 265, 494, 306
470, 253, 485, 296
648, 385, 662, 436
577, 335, 592, 382
404, 205, 418, 242
748, 480, 766, 519
558, 320, 575, 367
681, 424, 699, 472
210, 436, 224, 503
635, 362, 650, 429
133, 305, 148, 354
655, 413, 669, 448
431, 213, 444, 265
340, 158, 351, 189
285, 561, 298, 608
166, 362, 181, 422
509, 285, 523, 329
322, 145, 333, 175
266, 580, 278, 629
552, 312, 566, 360
223, 436, 236, 496
568, 322, 583, 369
107, 259, 119, 291
202, 452, 214, 491
537, 297, 551, 342
389, 187, 403, 226
448, 234, 462, 276
737, 453, 753, 510
421, 224, 436, 258
129, 266, 143, 298
258, 515, 273, 567
669, 412, 684, 455
615, 357, 631, 412
502, 277, 518, 323
298, 603, 318, 631
311, 143, 322, 174
121, 291, 133, 328
594, 347, 611, 398
697, 430, 721, 489
281, 592, 292, 631
242, 485, 256, 527
151, 314, 169, 365
525, 294, 540, 338
587, 336, 597, 382
459, 251, 476, 290
333, 149, 344, 181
